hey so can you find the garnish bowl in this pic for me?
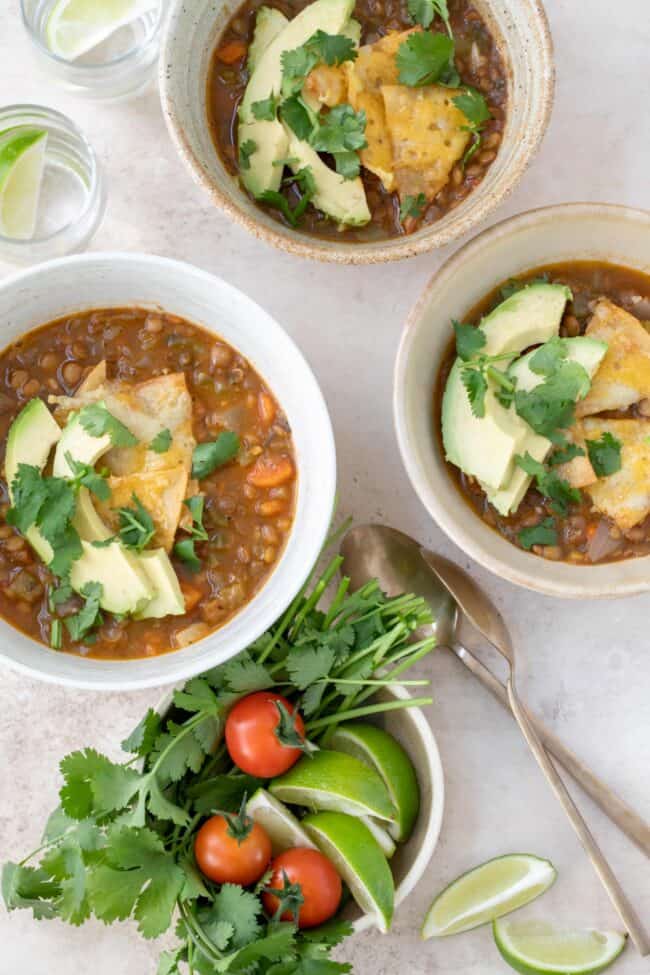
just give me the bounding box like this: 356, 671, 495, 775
159, 0, 554, 264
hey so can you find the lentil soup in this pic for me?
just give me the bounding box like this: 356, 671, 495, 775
436, 262, 650, 564
208, 0, 507, 241
0, 308, 296, 659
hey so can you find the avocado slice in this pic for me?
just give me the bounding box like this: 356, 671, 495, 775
135, 549, 185, 619
248, 6, 289, 73
239, 0, 355, 196
442, 284, 571, 491
508, 336, 608, 392
285, 129, 371, 226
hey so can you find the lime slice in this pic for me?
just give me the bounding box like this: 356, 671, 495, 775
303, 811, 395, 932
246, 788, 315, 856
422, 854, 557, 939
269, 750, 396, 822
494, 920, 627, 975
0, 128, 47, 240
329, 722, 419, 841
45, 0, 158, 61
360, 816, 396, 858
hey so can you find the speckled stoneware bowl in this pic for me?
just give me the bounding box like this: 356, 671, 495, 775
156, 683, 445, 933
394, 203, 650, 598
160, 0, 554, 264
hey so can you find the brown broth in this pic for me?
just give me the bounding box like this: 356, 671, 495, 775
0, 308, 297, 659
434, 262, 650, 564
207, 0, 507, 241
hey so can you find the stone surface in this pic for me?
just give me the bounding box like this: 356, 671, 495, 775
1, 1, 649, 973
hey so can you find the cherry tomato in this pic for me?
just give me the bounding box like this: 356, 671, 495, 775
262, 848, 342, 928
225, 691, 306, 777
194, 813, 272, 886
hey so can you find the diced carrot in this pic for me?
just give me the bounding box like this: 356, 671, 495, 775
258, 391, 276, 426
247, 454, 295, 488
258, 499, 285, 517
180, 579, 203, 613
216, 40, 247, 64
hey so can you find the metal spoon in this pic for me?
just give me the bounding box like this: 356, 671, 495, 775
340, 525, 650, 947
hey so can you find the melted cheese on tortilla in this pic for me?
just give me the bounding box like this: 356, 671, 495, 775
577, 299, 650, 416
582, 418, 650, 531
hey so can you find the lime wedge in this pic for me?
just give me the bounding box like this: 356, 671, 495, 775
269, 750, 396, 822
246, 788, 315, 856
303, 811, 395, 932
422, 854, 557, 939
360, 816, 396, 858
0, 128, 47, 240
329, 721, 419, 841
494, 920, 627, 975
45, 0, 158, 61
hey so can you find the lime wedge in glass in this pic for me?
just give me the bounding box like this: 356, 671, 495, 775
303, 810, 395, 932
0, 128, 47, 240
422, 854, 557, 939
494, 919, 627, 975
246, 788, 315, 856
329, 721, 419, 841
45, 0, 158, 61
269, 749, 396, 822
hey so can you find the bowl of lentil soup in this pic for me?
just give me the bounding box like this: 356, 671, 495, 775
394, 204, 650, 597
0, 252, 336, 688
159, 0, 553, 263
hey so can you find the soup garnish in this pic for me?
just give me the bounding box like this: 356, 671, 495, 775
0, 308, 296, 658
208, 0, 506, 241
437, 263, 650, 564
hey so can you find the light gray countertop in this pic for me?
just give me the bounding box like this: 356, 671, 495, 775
1, 1, 649, 972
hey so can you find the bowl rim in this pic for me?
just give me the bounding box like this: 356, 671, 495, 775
393, 202, 650, 598
153, 681, 445, 933
0, 251, 337, 689
158, 0, 555, 265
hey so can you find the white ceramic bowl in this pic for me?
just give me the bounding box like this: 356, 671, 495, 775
394, 203, 650, 598
155, 682, 445, 933
160, 0, 554, 264
0, 252, 336, 689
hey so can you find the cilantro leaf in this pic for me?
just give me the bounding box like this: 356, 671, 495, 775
122, 708, 162, 757
173, 537, 201, 572
77, 403, 138, 447
281, 45, 320, 97
203, 883, 262, 949
118, 494, 155, 551
252, 94, 280, 121
149, 428, 172, 454
407, 0, 452, 32
528, 337, 568, 377
2, 862, 60, 919
280, 96, 316, 140
586, 432, 622, 478
64, 452, 110, 501
518, 517, 558, 551
63, 582, 104, 642
548, 442, 585, 466
461, 365, 488, 418
399, 192, 427, 222
396, 31, 455, 87
514, 361, 591, 440
515, 452, 581, 516
187, 773, 263, 816
308, 30, 358, 66
286, 644, 335, 689
7, 465, 83, 576
239, 139, 257, 170
192, 431, 240, 479
40, 842, 90, 925
204, 651, 273, 695
309, 104, 367, 179
453, 88, 491, 129
59, 747, 140, 819
184, 495, 208, 540
6, 463, 47, 533
453, 320, 486, 361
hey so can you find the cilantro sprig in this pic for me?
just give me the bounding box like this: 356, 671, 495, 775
396, 31, 456, 87
453, 88, 491, 166
586, 432, 622, 478
515, 452, 581, 516
407, 0, 452, 33
518, 517, 558, 551
77, 403, 138, 447
192, 431, 240, 479
174, 495, 208, 573
7, 464, 82, 577
117, 493, 155, 551
400, 192, 427, 223
452, 321, 516, 417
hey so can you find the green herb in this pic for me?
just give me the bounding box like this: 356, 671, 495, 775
184, 495, 208, 542
461, 366, 488, 418
515, 452, 581, 516
407, 0, 452, 32
173, 538, 201, 573
251, 95, 279, 121
64, 582, 103, 642
514, 361, 591, 440
396, 31, 455, 87
77, 404, 138, 447
281, 30, 358, 99
64, 452, 110, 501
48, 582, 73, 611
50, 619, 62, 650
308, 29, 358, 66
6, 464, 82, 577
548, 442, 585, 466
279, 95, 316, 139
239, 140, 257, 170
453, 320, 486, 361
499, 274, 550, 301
149, 429, 172, 454
518, 517, 558, 551
399, 192, 427, 222
191, 431, 240, 479
453, 88, 491, 165
528, 336, 568, 376
586, 432, 622, 478
309, 104, 367, 180
117, 494, 155, 552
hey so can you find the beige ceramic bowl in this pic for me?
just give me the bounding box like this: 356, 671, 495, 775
394, 203, 650, 598
160, 0, 554, 264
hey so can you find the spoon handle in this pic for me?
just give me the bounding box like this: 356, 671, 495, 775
507, 678, 650, 956
451, 642, 650, 859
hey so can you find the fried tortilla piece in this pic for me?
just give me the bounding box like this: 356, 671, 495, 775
576, 299, 650, 417
556, 424, 597, 489
78, 359, 107, 394
381, 85, 470, 201
97, 469, 189, 552
582, 418, 650, 531
303, 64, 348, 108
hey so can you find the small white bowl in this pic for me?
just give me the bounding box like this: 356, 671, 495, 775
160, 0, 554, 264
155, 682, 445, 933
0, 252, 336, 689
394, 203, 650, 598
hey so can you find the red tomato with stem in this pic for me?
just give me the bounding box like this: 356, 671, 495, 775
225, 691, 306, 777
262, 848, 342, 928
194, 804, 272, 886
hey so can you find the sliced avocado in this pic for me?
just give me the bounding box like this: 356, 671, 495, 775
70, 540, 152, 616
285, 128, 370, 226
239, 0, 355, 196
509, 336, 608, 393
52, 411, 112, 477
135, 549, 185, 619
343, 17, 361, 44
480, 283, 571, 357
481, 431, 550, 516
248, 6, 289, 72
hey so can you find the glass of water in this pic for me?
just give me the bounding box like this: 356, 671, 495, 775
0, 105, 106, 265
21, 0, 165, 101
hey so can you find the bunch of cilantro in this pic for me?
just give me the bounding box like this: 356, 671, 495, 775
2, 551, 435, 974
